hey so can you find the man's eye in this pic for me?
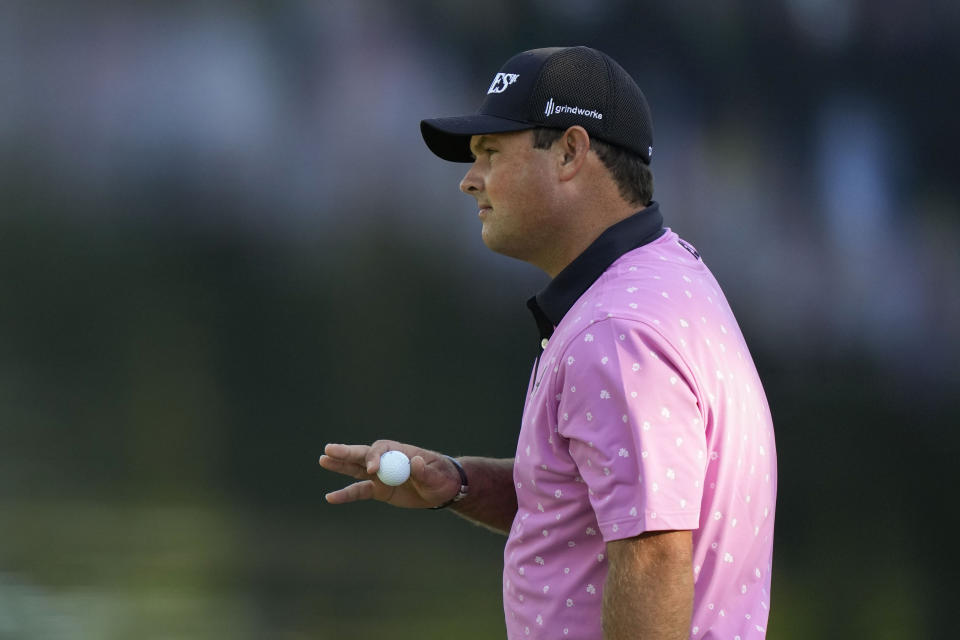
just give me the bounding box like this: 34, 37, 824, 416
485, 148, 497, 156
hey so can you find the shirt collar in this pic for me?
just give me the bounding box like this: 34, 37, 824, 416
526, 202, 665, 341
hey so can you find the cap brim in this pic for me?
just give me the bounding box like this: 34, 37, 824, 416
420, 115, 533, 162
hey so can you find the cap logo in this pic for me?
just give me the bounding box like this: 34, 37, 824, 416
543, 97, 603, 120
487, 73, 520, 94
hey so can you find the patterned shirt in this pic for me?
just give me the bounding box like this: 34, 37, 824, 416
503, 204, 777, 639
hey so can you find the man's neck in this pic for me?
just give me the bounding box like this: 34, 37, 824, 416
538, 202, 647, 278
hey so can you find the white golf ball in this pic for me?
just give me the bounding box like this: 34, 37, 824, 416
377, 450, 410, 486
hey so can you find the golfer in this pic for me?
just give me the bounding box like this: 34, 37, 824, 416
321, 46, 777, 640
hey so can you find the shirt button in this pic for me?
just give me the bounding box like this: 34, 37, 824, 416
541, 338, 549, 350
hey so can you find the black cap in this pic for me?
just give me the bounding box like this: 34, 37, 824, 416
421, 46, 654, 164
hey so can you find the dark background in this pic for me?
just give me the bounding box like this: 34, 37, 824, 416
1, 1, 958, 638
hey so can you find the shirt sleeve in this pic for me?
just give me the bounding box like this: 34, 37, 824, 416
555, 316, 706, 541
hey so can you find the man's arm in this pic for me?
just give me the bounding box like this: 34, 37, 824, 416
448, 456, 517, 534
320, 442, 517, 534
602, 530, 694, 640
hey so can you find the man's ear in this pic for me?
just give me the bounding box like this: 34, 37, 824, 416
556, 126, 591, 181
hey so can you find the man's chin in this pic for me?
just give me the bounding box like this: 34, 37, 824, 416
483, 245, 531, 269
481, 229, 521, 261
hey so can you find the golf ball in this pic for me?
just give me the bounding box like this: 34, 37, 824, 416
377, 450, 410, 486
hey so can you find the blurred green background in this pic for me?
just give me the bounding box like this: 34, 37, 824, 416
2, 1, 958, 638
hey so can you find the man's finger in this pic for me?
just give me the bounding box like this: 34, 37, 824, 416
325, 480, 376, 504
323, 443, 371, 464
318, 455, 369, 480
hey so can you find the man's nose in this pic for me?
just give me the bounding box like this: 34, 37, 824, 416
459, 163, 482, 195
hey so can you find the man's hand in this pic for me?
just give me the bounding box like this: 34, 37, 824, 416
319, 441, 462, 509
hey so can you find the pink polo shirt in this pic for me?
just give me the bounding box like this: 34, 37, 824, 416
503, 227, 777, 639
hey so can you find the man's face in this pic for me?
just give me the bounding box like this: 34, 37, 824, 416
459, 130, 560, 268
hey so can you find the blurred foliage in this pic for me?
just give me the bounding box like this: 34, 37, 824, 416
0, 217, 533, 505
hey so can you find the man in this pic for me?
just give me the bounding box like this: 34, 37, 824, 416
320, 46, 777, 639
